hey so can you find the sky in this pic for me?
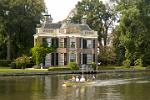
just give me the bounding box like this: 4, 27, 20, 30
44, 0, 108, 23
44, 0, 81, 22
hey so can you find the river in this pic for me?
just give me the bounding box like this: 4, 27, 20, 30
0, 72, 150, 100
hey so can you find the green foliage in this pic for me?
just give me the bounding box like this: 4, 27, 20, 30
31, 43, 55, 66
73, 0, 116, 66
98, 66, 116, 70
9, 62, 16, 69
68, 62, 79, 70
48, 67, 71, 71
32, 65, 41, 69
0, 0, 45, 59
134, 58, 142, 66
115, 46, 125, 66
0, 60, 11, 67
123, 59, 131, 67
91, 62, 97, 70
142, 52, 150, 67
15, 55, 31, 69
98, 46, 116, 65
114, 0, 150, 66
72, 0, 116, 46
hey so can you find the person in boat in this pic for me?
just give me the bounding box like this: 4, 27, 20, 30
80, 75, 86, 82
75, 76, 80, 82
71, 76, 76, 82
92, 75, 95, 80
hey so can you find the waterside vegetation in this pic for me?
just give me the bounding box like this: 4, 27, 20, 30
0, 0, 150, 70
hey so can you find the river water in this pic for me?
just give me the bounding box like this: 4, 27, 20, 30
0, 72, 150, 100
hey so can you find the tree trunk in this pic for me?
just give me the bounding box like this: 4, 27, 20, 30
6, 33, 11, 60
104, 27, 108, 46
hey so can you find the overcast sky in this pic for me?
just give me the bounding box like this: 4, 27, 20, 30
44, 0, 81, 22
44, 0, 108, 23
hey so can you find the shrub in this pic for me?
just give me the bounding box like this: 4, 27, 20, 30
9, 62, 16, 69
68, 62, 79, 70
31, 43, 56, 66
91, 62, 97, 70
26, 63, 35, 68
146, 66, 150, 69
134, 59, 142, 66
15, 55, 31, 69
141, 61, 148, 67
0, 60, 11, 67
123, 59, 131, 67
97, 66, 116, 70
48, 67, 71, 71
32, 65, 41, 69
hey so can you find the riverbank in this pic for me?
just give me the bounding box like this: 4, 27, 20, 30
0, 68, 150, 76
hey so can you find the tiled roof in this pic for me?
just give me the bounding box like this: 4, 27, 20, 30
77, 24, 92, 31
42, 22, 92, 31
43, 23, 62, 29
60, 23, 92, 31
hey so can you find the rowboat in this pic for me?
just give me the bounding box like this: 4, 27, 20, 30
62, 80, 93, 87
62, 75, 95, 87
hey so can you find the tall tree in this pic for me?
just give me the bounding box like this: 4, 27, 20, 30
113, 0, 150, 66
71, 0, 116, 46
0, 0, 45, 60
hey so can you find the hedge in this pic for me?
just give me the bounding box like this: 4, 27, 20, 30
0, 60, 12, 67
48, 67, 71, 71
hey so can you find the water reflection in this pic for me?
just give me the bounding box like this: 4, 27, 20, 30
0, 72, 149, 100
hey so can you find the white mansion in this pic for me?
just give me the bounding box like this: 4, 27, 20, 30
34, 14, 98, 67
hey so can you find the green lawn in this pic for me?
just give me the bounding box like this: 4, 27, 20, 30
0, 65, 148, 73
0, 67, 48, 73
97, 65, 147, 70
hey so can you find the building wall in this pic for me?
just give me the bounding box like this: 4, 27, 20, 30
34, 19, 98, 67
34, 36, 98, 67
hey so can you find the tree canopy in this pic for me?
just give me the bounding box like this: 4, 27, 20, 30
31, 43, 56, 66
113, 0, 150, 66
72, 0, 116, 46
0, 0, 45, 60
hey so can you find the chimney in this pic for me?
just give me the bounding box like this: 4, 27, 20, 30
44, 14, 53, 23
81, 15, 87, 24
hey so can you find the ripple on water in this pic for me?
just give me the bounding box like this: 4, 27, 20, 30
87, 77, 150, 87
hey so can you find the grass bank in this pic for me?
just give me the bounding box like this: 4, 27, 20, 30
0, 66, 150, 76
97, 65, 148, 70
0, 67, 48, 73
0, 65, 149, 73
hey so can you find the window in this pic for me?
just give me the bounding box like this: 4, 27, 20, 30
59, 38, 64, 48
59, 53, 64, 65
93, 54, 95, 62
70, 52, 76, 62
51, 53, 58, 66
64, 53, 67, 65
93, 40, 95, 48
42, 38, 47, 47
47, 38, 51, 47
79, 38, 81, 48
71, 42, 75, 48
83, 39, 87, 48
87, 54, 92, 64
59, 42, 64, 48
64, 38, 67, 48
51, 38, 59, 48
70, 37, 76, 48
83, 54, 87, 64
87, 40, 92, 48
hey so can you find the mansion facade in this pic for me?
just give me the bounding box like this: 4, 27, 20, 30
34, 15, 98, 67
